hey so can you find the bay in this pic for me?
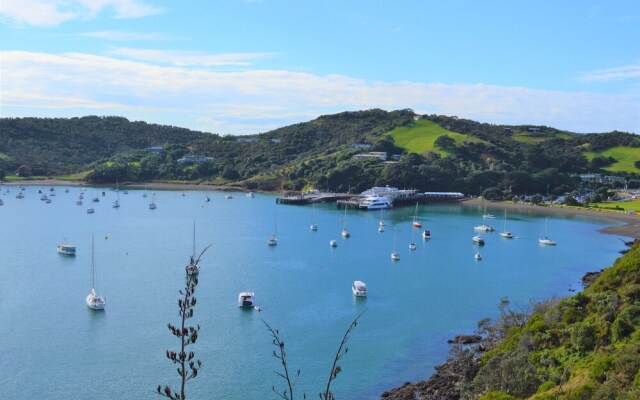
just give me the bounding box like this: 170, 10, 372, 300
0, 186, 628, 399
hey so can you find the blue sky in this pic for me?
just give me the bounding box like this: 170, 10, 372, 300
1, 0, 639, 134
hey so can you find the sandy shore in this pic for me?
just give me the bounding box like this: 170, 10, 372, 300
4, 179, 638, 239
463, 198, 640, 239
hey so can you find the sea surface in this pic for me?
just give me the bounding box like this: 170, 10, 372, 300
0, 186, 630, 399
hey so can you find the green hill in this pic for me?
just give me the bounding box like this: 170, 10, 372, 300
386, 119, 485, 157
584, 146, 640, 173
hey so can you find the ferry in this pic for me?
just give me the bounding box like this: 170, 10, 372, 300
358, 195, 393, 210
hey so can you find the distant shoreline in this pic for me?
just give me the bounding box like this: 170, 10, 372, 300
4, 179, 638, 239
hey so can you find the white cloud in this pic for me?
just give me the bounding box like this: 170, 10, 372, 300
1, 50, 638, 134
0, 0, 162, 27
77, 30, 170, 41
577, 62, 640, 82
107, 47, 278, 67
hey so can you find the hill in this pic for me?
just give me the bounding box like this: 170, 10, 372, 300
384, 241, 640, 400
1, 111, 638, 196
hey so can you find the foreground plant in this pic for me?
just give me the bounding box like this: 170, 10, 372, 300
264, 310, 365, 400
157, 247, 210, 400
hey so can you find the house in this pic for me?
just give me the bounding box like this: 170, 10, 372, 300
352, 151, 387, 161
177, 155, 214, 164
351, 143, 373, 149
147, 146, 164, 154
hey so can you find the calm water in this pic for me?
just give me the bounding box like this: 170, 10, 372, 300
0, 186, 629, 399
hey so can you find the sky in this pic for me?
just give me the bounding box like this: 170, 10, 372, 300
1, 0, 639, 135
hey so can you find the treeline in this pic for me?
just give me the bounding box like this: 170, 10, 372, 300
0, 111, 638, 196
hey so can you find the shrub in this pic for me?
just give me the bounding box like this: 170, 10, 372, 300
536, 380, 556, 393
590, 354, 614, 383
566, 383, 596, 400
478, 392, 516, 400
571, 322, 596, 353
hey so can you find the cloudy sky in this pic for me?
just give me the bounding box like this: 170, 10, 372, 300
1, 0, 639, 134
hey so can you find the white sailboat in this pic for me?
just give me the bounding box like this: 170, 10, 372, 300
539, 218, 556, 245
310, 204, 318, 231
475, 251, 482, 260
112, 180, 120, 208
341, 205, 350, 238
149, 193, 157, 209
379, 208, 385, 227
409, 225, 416, 250
412, 202, 422, 228
482, 203, 495, 219
391, 228, 400, 260
86, 235, 106, 310
499, 210, 513, 238
268, 217, 278, 246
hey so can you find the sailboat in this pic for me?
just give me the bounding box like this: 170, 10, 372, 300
409, 225, 417, 250
391, 228, 400, 260
86, 235, 106, 310
379, 209, 385, 227
186, 222, 200, 276
412, 202, 422, 228
475, 251, 482, 260
268, 216, 278, 246
142, 184, 148, 198
482, 203, 496, 219
310, 204, 318, 231
341, 205, 350, 238
499, 210, 513, 238
112, 180, 120, 208
149, 193, 157, 210
539, 217, 556, 245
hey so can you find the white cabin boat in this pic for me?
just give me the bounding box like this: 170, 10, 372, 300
474, 224, 495, 232
268, 235, 278, 246
57, 243, 76, 256
358, 195, 393, 210
475, 251, 482, 260
86, 236, 105, 310
352, 281, 367, 297
539, 237, 557, 246
422, 230, 431, 239
238, 291, 255, 308
86, 207, 95, 214
246, 192, 255, 198
472, 235, 485, 245
330, 239, 338, 247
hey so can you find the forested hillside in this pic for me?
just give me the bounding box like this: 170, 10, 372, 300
0, 110, 638, 197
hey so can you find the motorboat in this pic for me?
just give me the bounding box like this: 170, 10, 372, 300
358, 195, 393, 210
330, 239, 338, 247
225, 194, 233, 199
246, 192, 255, 198
422, 230, 431, 239
238, 291, 255, 308
352, 281, 367, 297
475, 251, 482, 260
341, 228, 350, 238
86, 207, 95, 214
500, 231, 513, 239
472, 235, 485, 245
391, 251, 400, 260
57, 243, 76, 256
409, 242, 416, 250
474, 224, 495, 232
86, 235, 106, 310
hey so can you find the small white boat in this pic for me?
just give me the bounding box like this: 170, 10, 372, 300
238, 291, 255, 308
76, 199, 83, 205
225, 194, 233, 199
310, 204, 318, 231
474, 224, 495, 232
539, 218, 556, 245
330, 239, 338, 247
246, 192, 255, 198
378, 225, 384, 232
500, 210, 513, 238
422, 230, 431, 239
268, 235, 278, 246
409, 242, 416, 250
86, 235, 106, 310
482, 204, 495, 219
57, 243, 76, 256
475, 251, 482, 260
352, 280, 367, 297
86, 207, 95, 214
16, 193, 24, 199
391, 228, 400, 259
341, 205, 350, 238
112, 200, 120, 208
472, 235, 485, 245
341, 228, 350, 238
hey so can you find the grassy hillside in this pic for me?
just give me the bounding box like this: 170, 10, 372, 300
386, 119, 484, 156
584, 146, 640, 172
458, 242, 640, 400
512, 132, 573, 144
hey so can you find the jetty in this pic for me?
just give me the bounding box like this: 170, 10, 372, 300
276, 192, 350, 205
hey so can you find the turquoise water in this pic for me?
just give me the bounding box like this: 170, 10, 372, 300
0, 187, 629, 399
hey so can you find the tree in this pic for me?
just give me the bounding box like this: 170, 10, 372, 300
434, 134, 456, 149
15, 164, 32, 177
157, 246, 211, 400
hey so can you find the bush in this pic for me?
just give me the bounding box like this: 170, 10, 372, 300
571, 322, 596, 353
590, 355, 614, 383
566, 383, 596, 400
536, 380, 556, 393
478, 392, 516, 400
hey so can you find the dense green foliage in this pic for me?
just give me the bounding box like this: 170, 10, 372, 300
455, 243, 640, 399
1, 111, 638, 196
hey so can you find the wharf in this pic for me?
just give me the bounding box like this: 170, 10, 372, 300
276, 192, 351, 205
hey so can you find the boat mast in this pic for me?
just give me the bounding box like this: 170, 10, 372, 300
192, 220, 196, 259
91, 234, 96, 289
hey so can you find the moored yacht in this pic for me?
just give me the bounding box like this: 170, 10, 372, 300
57, 243, 76, 256
422, 230, 431, 239
238, 291, 255, 308
474, 224, 495, 232
472, 235, 485, 245
539, 237, 557, 246
352, 280, 367, 297
330, 239, 338, 247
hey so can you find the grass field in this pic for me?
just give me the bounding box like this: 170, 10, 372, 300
589, 198, 640, 212
386, 120, 483, 156
583, 146, 640, 172
512, 132, 572, 144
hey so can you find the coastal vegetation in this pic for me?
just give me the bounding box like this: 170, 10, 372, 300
384, 241, 640, 400
1, 111, 638, 198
